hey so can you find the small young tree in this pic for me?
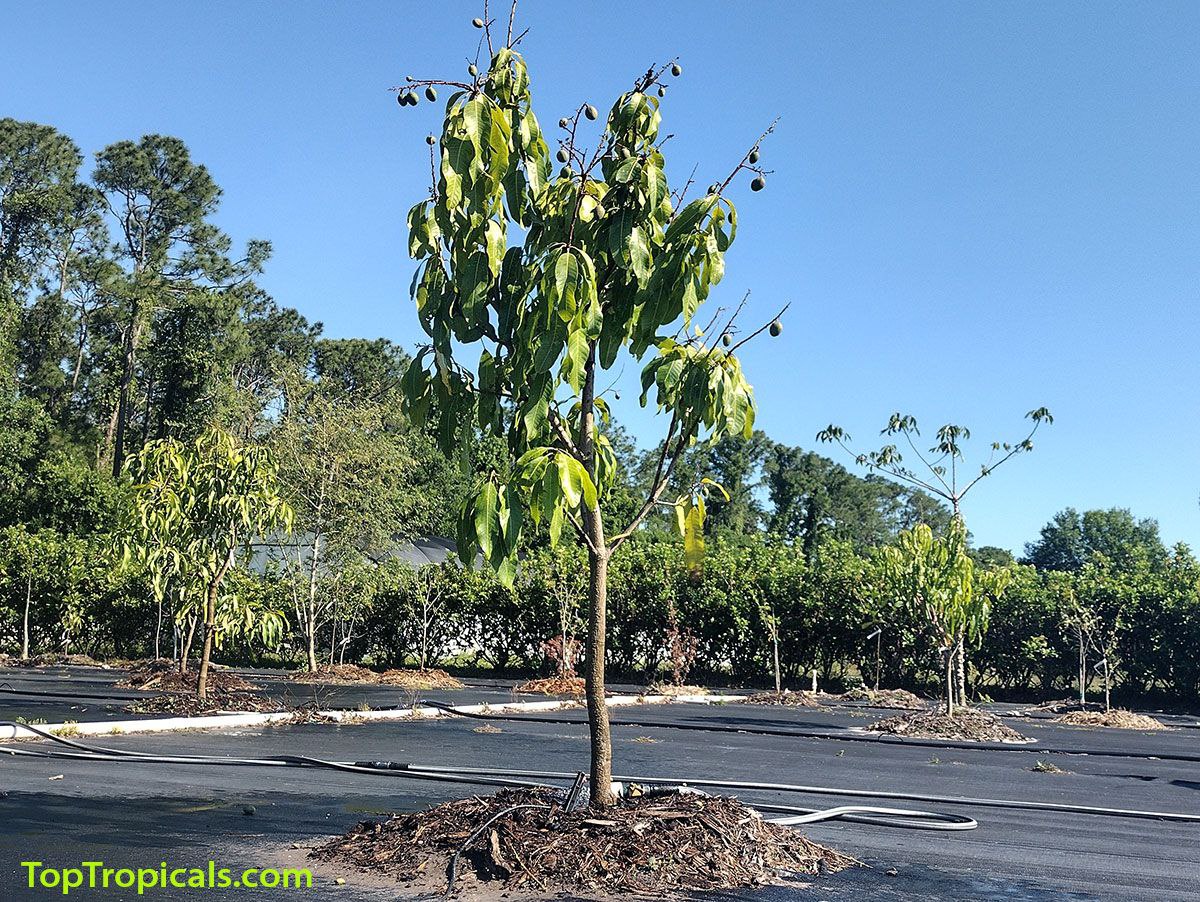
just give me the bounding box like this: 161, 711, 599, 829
819, 408, 1050, 703
122, 426, 293, 699
0, 525, 84, 660
1073, 559, 1137, 713
272, 375, 418, 673
878, 520, 1009, 714
396, 12, 779, 804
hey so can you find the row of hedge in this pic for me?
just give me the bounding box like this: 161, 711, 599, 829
2, 529, 1198, 700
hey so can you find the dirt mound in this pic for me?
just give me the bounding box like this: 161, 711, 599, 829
841, 687, 926, 709
129, 690, 282, 716
646, 682, 710, 697
313, 787, 854, 895
380, 668, 463, 690
744, 690, 823, 707
290, 664, 379, 684
867, 707, 1029, 742
515, 675, 586, 696
290, 664, 463, 689
117, 660, 259, 693
1053, 709, 1168, 731
862, 688, 926, 709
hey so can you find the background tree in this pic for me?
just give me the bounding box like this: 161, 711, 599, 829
1022, 507, 1166, 572
271, 372, 443, 671
93, 135, 270, 474
396, 14, 778, 804
123, 426, 293, 698
819, 408, 1050, 700
0, 119, 87, 386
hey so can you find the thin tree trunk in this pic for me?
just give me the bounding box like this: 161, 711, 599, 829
154, 596, 164, 660
197, 545, 235, 700
772, 627, 781, 694
583, 540, 613, 807
1078, 634, 1086, 707
21, 574, 32, 660
305, 535, 321, 672
111, 307, 139, 478
956, 635, 967, 709
944, 648, 955, 716
1103, 658, 1111, 713
197, 583, 218, 701
180, 616, 197, 674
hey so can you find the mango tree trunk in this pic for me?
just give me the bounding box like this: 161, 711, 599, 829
583, 514, 613, 807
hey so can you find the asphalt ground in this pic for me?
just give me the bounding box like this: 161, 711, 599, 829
1, 668, 1198, 900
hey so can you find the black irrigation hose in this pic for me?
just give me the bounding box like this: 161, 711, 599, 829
416, 700, 1200, 765
0, 721, 552, 791
0, 721, 975, 831
397, 762, 1200, 826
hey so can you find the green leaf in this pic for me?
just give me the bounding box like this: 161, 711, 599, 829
474, 481, 499, 561
683, 495, 706, 573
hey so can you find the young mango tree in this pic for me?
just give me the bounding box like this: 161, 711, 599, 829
122, 426, 293, 699
819, 408, 1050, 704
878, 520, 1009, 714
396, 16, 779, 805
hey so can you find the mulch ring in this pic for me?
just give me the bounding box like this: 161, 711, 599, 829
1053, 709, 1168, 731
117, 659, 261, 694
866, 707, 1030, 742
312, 787, 855, 896
128, 689, 283, 716
380, 668, 464, 690
289, 664, 463, 689
844, 688, 927, 710
645, 683, 710, 697
744, 690, 824, 707
515, 675, 586, 696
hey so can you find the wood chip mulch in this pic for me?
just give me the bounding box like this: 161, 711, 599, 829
117, 660, 261, 693
312, 787, 855, 896
514, 675, 586, 696
289, 664, 463, 689
844, 688, 927, 710
867, 707, 1029, 742
1053, 709, 1168, 731
127, 689, 283, 716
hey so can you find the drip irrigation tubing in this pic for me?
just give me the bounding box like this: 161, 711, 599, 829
0, 720, 974, 831
416, 699, 1200, 763
5, 720, 1200, 826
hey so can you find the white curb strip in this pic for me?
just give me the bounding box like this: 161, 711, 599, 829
0, 693, 747, 742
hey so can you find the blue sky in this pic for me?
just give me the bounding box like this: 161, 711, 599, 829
5, 1, 1199, 554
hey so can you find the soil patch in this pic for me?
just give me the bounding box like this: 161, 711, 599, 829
117, 660, 260, 694
515, 675, 586, 696
1053, 709, 1168, 731
313, 787, 854, 896
867, 707, 1029, 742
